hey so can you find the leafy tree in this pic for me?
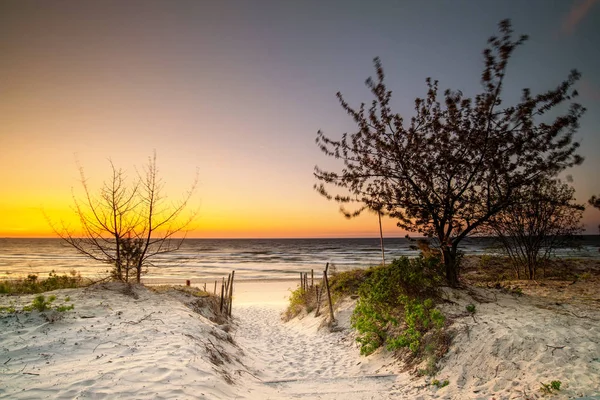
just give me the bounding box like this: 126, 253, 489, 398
314, 20, 584, 286
52, 153, 197, 283
488, 178, 584, 279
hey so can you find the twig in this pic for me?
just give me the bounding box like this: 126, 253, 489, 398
545, 344, 565, 355
236, 369, 263, 381
93, 341, 128, 353
23, 372, 40, 376
120, 312, 155, 325
3, 358, 11, 365
204, 338, 227, 359
567, 310, 594, 320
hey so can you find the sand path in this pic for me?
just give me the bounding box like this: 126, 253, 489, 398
234, 304, 400, 399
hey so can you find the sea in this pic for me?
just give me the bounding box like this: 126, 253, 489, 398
1, 237, 599, 283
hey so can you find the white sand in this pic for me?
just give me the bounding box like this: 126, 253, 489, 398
1, 280, 599, 399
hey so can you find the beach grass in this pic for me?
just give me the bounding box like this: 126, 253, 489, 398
0, 270, 87, 294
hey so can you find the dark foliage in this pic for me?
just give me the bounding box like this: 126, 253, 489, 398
489, 178, 584, 279
315, 19, 584, 286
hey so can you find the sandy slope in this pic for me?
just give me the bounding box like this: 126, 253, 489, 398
389, 287, 600, 399
1, 280, 599, 399
0, 283, 244, 399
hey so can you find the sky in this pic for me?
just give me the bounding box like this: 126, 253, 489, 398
1, 0, 599, 238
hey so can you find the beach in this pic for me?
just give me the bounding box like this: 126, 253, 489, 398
1, 277, 599, 399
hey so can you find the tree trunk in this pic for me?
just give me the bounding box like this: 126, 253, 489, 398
441, 246, 459, 287
378, 211, 385, 266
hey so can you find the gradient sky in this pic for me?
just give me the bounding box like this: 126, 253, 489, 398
1, 0, 599, 238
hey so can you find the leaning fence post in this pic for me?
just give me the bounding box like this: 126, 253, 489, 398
228, 270, 235, 317
219, 279, 225, 312
314, 263, 329, 317
311, 269, 314, 289
324, 266, 335, 323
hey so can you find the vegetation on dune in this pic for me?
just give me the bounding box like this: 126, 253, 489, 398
286, 254, 449, 374
351, 256, 446, 361
314, 19, 585, 287
488, 178, 585, 280
0, 271, 86, 294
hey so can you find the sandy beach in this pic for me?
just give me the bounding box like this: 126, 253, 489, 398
1, 279, 599, 399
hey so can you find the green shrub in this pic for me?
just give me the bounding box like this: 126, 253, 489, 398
22, 295, 56, 312
0, 270, 84, 294
431, 379, 449, 388
540, 380, 561, 394
386, 296, 445, 354
284, 286, 314, 320
329, 268, 368, 297
0, 303, 16, 313
21, 294, 74, 313
466, 304, 476, 313
351, 256, 446, 356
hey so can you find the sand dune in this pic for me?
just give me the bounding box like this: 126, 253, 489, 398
1, 280, 599, 399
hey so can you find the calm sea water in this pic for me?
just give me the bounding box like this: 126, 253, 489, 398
1, 237, 599, 282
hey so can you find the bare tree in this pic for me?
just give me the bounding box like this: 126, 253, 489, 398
53, 153, 197, 283
489, 178, 584, 279
314, 20, 585, 287
589, 195, 600, 235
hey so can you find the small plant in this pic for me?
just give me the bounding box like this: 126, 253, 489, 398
55, 303, 75, 312
23, 294, 56, 312
466, 304, 476, 313
431, 379, 449, 388
0, 303, 16, 313
284, 287, 308, 320
22, 294, 74, 313
540, 380, 561, 394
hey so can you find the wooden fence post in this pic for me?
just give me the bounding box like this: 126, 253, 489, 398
214, 280, 217, 295
314, 263, 329, 317
219, 280, 225, 312
228, 270, 235, 317
324, 267, 335, 323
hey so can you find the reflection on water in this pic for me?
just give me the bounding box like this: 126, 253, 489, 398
1, 237, 598, 281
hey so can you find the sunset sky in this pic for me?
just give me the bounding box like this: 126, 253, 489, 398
1, 0, 599, 238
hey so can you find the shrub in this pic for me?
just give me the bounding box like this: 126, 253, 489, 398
431, 379, 449, 388
284, 285, 320, 320
22, 295, 74, 313
285, 287, 308, 320
22, 295, 56, 312
351, 256, 446, 357
466, 304, 476, 313
0, 303, 16, 313
0, 270, 84, 294
540, 380, 561, 394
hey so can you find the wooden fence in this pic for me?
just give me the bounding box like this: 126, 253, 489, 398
299, 263, 335, 323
